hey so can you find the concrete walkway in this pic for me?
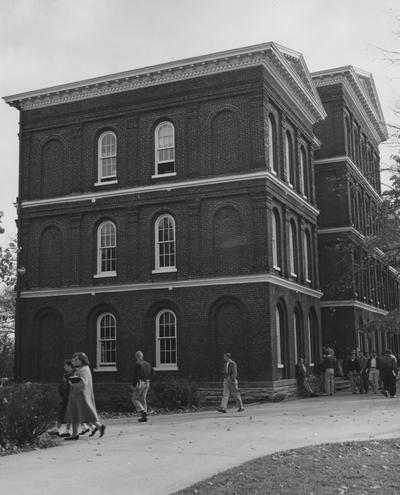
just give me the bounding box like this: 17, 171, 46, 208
1, 392, 400, 495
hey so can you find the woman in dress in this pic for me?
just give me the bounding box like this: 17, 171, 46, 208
64, 352, 106, 440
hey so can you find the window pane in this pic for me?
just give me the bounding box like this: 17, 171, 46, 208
99, 133, 117, 180
99, 314, 116, 365
99, 223, 116, 272
158, 311, 177, 365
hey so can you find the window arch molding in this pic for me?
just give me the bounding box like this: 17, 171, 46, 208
97, 130, 117, 184
95, 219, 117, 277
153, 213, 177, 273
154, 120, 176, 177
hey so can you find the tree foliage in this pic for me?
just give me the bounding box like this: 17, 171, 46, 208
0, 212, 16, 376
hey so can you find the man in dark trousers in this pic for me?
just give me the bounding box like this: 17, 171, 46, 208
380, 349, 398, 398
216, 352, 244, 413
132, 351, 154, 422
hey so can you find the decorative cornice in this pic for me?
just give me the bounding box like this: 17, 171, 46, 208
3, 42, 326, 124
318, 226, 365, 240
313, 155, 382, 203
319, 299, 388, 316
311, 66, 388, 145
19, 169, 320, 217
266, 171, 319, 216
19, 273, 323, 299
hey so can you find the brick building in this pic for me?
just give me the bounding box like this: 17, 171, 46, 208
4, 43, 399, 389
312, 66, 400, 358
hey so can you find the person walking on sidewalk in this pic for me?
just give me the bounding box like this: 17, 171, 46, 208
64, 352, 105, 440
380, 349, 398, 398
132, 350, 154, 422
216, 352, 244, 413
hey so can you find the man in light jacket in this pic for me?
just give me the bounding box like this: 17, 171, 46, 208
216, 352, 244, 413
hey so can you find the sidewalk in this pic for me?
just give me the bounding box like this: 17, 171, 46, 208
1, 392, 399, 495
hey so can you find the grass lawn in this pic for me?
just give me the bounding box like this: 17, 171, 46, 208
173, 438, 400, 495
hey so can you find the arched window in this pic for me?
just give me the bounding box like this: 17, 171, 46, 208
304, 229, 312, 282
155, 121, 175, 176
285, 132, 294, 186
154, 214, 176, 271
276, 302, 289, 377
96, 313, 117, 370
98, 131, 117, 183
344, 117, 351, 156
268, 115, 278, 174
289, 219, 298, 277
308, 310, 319, 366
276, 305, 283, 367
156, 310, 177, 370
299, 146, 308, 197
96, 221, 116, 276
294, 307, 304, 364
272, 208, 281, 270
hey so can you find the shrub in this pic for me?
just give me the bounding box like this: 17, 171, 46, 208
151, 378, 200, 410
0, 382, 59, 447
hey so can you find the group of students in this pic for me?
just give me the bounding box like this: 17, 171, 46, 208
296, 346, 400, 398
53, 352, 106, 440
345, 348, 398, 398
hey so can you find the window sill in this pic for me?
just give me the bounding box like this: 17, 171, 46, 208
94, 366, 117, 372
273, 265, 281, 271
289, 273, 298, 278
305, 278, 312, 284
154, 365, 178, 371
277, 364, 284, 369
152, 268, 177, 274
94, 271, 117, 278
270, 169, 277, 176
151, 172, 177, 179
94, 179, 118, 186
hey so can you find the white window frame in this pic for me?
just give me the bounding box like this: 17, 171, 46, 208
300, 146, 307, 197
95, 312, 117, 371
268, 115, 278, 174
272, 209, 280, 270
155, 310, 178, 371
307, 315, 314, 367
95, 221, 117, 277
97, 131, 117, 184
153, 121, 176, 177
304, 230, 311, 283
293, 312, 298, 364
285, 132, 293, 187
289, 220, 297, 277
153, 214, 177, 273
276, 306, 284, 368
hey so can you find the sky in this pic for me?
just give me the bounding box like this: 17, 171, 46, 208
1, 0, 400, 247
